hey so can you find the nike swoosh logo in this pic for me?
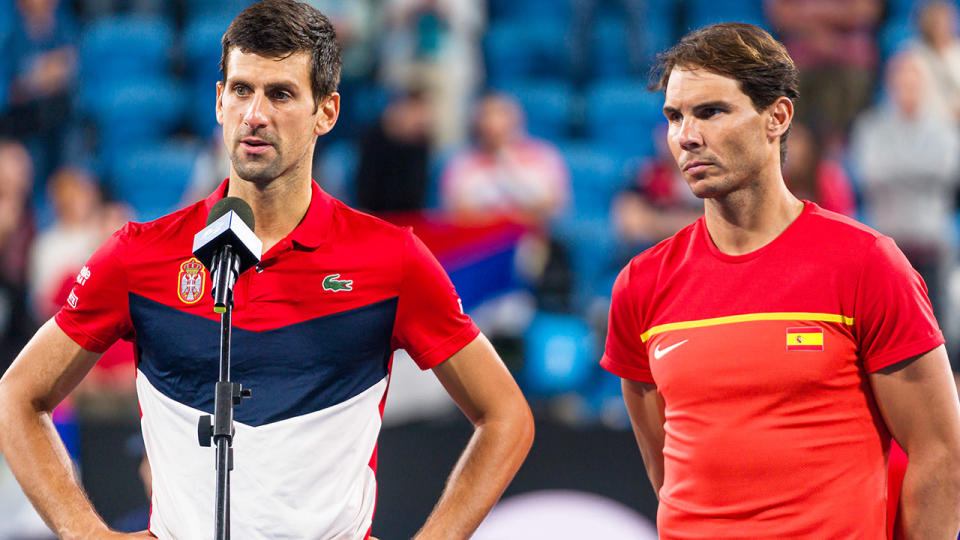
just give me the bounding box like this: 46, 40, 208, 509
653, 339, 688, 360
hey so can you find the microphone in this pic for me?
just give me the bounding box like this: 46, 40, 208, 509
192, 197, 262, 313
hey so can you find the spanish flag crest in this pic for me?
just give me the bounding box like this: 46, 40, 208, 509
786, 327, 824, 351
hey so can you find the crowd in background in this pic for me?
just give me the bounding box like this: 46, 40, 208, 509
1, 0, 960, 441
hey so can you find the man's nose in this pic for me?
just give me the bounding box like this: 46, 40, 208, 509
242, 93, 268, 130
676, 117, 703, 151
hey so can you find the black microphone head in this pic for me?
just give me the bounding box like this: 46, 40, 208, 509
207, 196, 255, 231
193, 196, 262, 277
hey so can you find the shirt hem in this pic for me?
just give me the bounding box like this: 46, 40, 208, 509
863, 334, 946, 373
413, 322, 481, 370
600, 354, 655, 383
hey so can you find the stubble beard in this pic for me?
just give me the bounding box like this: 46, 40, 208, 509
231, 148, 285, 184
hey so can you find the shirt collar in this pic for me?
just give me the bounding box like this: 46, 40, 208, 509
202, 178, 335, 250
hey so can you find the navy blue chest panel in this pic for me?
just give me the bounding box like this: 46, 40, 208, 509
130, 293, 397, 427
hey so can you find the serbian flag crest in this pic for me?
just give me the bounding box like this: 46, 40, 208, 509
786, 327, 824, 351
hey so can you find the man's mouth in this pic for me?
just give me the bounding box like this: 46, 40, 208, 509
240, 138, 272, 154
683, 160, 713, 174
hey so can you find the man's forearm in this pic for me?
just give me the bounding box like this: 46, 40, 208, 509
414, 413, 534, 540
899, 451, 960, 538
0, 399, 112, 539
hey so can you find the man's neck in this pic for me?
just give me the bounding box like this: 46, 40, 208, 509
703, 175, 804, 256
226, 172, 313, 255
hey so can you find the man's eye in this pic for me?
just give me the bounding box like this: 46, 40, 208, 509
273, 91, 290, 100
234, 86, 249, 96
700, 108, 721, 118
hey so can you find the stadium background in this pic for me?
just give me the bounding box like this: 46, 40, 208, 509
0, 0, 958, 537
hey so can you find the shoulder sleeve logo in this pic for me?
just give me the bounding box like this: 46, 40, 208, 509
177, 257, 206, 304
322, 273, 353, 292
77, 266, 91, 286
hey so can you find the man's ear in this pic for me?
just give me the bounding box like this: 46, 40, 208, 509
215, 81, 225, 125
768, 96, 793, 140
314, 93, 341, 136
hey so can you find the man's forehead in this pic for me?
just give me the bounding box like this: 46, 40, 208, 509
224, 48, 311, 84
663, 66, 745, 106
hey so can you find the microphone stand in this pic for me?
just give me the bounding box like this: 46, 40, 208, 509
198, 246, 251, 540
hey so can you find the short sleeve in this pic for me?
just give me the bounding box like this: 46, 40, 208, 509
53, 226, 133, 353
601, 264, 654, 383
855, 236, 944, 372
392, 229, 480, 370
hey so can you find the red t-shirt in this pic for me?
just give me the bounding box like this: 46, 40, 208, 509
603, 201, 943, 539
53, 179, 479, 538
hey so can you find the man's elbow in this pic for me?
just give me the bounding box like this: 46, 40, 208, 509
484, 395, 535, 457
944, 442, 960, 494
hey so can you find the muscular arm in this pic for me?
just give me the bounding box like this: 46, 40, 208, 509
413, 333, 534, 540
622, 378, 666, 496
870, 345, 960, 538
0, 319, 145, 539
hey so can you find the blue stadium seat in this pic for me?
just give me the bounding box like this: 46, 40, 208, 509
316, 140, 358, 205
485, 19, 570, 86
183, 0, 254, 19
110, 143, 200, 221
85, 79, 187, 169
590, 16, 632, 80
488, 0, 571, 24
682, 0, 768, 31
553, 213, 621, 309
496, 80, 574, 140
522, 311, 598, 396
78, 15, 175, 89
558, 141, 627, 219
585, 79, 663, 158
183, 14, 233, 136
879, 20, 917, 59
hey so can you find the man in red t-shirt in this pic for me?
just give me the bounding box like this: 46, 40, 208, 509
603, 23, 960, 538
0, 2, 533, 539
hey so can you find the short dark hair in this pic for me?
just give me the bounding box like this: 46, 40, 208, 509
221, 0, 342, 111
650, 23, 799, 162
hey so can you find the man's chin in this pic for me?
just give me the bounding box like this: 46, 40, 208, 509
231, 160, 282, 184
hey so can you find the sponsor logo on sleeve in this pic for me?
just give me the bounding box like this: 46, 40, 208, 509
67, 290, 78, 309
77, 266, 91, 286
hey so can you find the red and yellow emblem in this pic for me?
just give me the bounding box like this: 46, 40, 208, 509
177, 257, 206, 304
786, 326, 824, 351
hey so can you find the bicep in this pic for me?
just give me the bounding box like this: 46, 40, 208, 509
0, 319, 102, 412
869, 345, 960, 454
430, 333, 526, 424
622, 378, 665, 448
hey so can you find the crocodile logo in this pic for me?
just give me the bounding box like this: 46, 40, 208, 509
322, 274, 353, 292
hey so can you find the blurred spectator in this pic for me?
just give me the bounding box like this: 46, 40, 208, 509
355, 89, 432, 213
442, 92, 572, 314
308, 0, 381, 82
380, 0, 485, 148
783, 122, 857, 216
850, 53, 960, 334
909, 1, 960, 122
441, 93, 570, 226
765, 0, 883, 145
27, 167, 102, 320
612, 124, 701, 253
1, 0, 78, 181
0, 140, 38, 375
